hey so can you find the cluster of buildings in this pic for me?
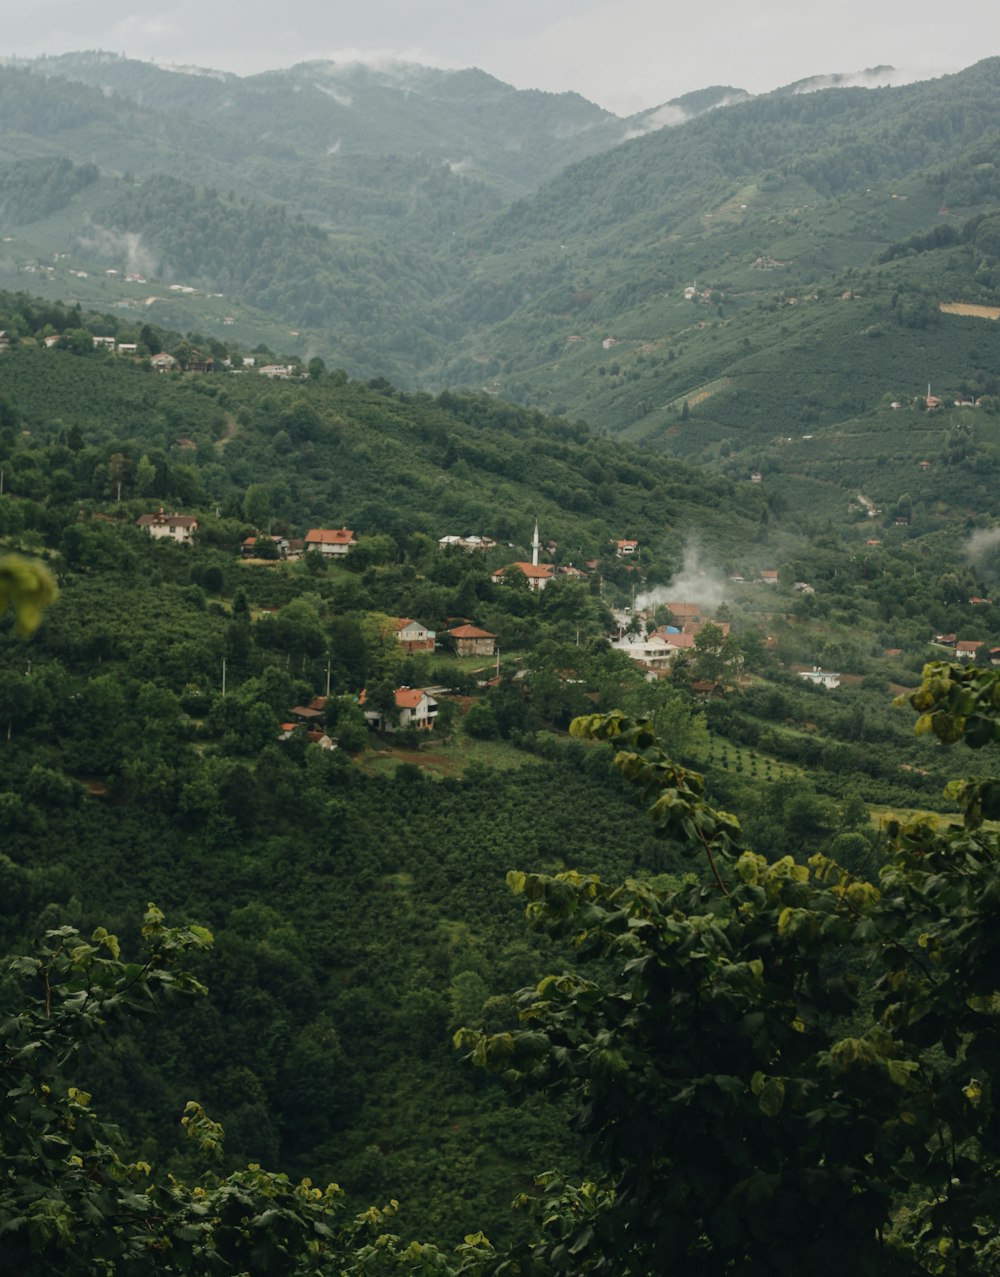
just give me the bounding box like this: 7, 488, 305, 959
933, 633, 1000, 664
610, 600, 732, 677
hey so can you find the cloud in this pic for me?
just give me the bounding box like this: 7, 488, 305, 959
622, 103, 688, 140
309, 46, 466, 74
789, 66, 952, 94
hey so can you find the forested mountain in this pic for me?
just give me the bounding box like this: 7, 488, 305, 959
5, 51, 1000, 459
7, 50, 1000, 1270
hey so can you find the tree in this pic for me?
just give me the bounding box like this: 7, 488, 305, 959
0, 907, 490, 1275
134, 452, 157, 496
244, 482, 272, 531
460, 693, 1000, 1276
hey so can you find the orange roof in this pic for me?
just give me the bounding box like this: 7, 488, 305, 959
502, 562, 554, 579
305, 527, 355, 544
396, 687, 429, 709
448, 624, 497, 639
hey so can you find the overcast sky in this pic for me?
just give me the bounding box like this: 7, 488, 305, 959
5, 0, 998, 113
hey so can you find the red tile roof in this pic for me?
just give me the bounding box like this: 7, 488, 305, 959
305, 527, 355, 544
447, 624, 497, 639
396, 688, 427, 710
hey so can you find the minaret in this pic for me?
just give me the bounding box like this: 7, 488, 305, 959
532, 519, 540, 567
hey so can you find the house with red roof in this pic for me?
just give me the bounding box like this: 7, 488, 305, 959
447, 624, 497, 657
304, 527, 357, 556
360, 687, 439, 732
955, 640, 984, 662
242, 534, 289, 559
491, 562, 554, 592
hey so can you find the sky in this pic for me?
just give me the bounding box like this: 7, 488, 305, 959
4, 0, 999, 114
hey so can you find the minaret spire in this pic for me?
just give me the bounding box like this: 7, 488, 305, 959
532, 518, 540, 567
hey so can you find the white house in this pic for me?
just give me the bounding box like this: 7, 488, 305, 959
798, 668, 840, 689
491, 562, 554, 592
304, 528, 357, 557
136, 512, 198, 544
393, 619, 436, 652
361, 687, 439, 731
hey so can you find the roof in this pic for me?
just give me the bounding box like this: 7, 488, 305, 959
499, 562, 554, 579
136, 513, 197, 528
448, 624, 497, 639
305, 527, 356, 544
956, 640, 982, 652
396, 687, 430, 710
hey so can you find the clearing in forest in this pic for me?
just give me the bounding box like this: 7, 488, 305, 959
939, 302, 1000, 320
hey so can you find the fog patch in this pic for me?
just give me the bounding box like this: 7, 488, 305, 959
790, 66, 945, 94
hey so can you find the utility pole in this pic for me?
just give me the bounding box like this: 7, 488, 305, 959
325, 659, 331, 699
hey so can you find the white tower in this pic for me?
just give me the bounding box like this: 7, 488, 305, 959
532, 519, 541, 568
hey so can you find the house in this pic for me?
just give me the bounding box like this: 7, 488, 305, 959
989, 648, 1000, 667
655, 630, 697, 656
116, 343, 138, 356
750, 471, 763, 484
798, 668, 840, 689
150, 352, 177, 371
934, 633, 957, 647
614, 539, 639, 557
290, 704, 324, 724
794, 582, 815, 594
681, 620, 731, 639
447, 624, 497, 657
610, 632, 676, 674
438, 534, 496, 553
393, 618, 436, 653
43, 334, 61, 348
135, 511, 198, 543
602, 337, 618, 349
491, 562, 554, 592
242, 535, 290, 559
259, 364, 293, 379
360, 686, 438, 732
0, 331, 10, 351
758, 570, 779, 585
664, 602, 703, 625
955, 640, 983, 662
304, 528, 357, 556
92, 336, 116, 350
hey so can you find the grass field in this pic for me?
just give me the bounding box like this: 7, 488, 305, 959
358, 733, 543, 778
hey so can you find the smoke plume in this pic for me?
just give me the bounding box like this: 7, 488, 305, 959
635, 544, 728, 613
